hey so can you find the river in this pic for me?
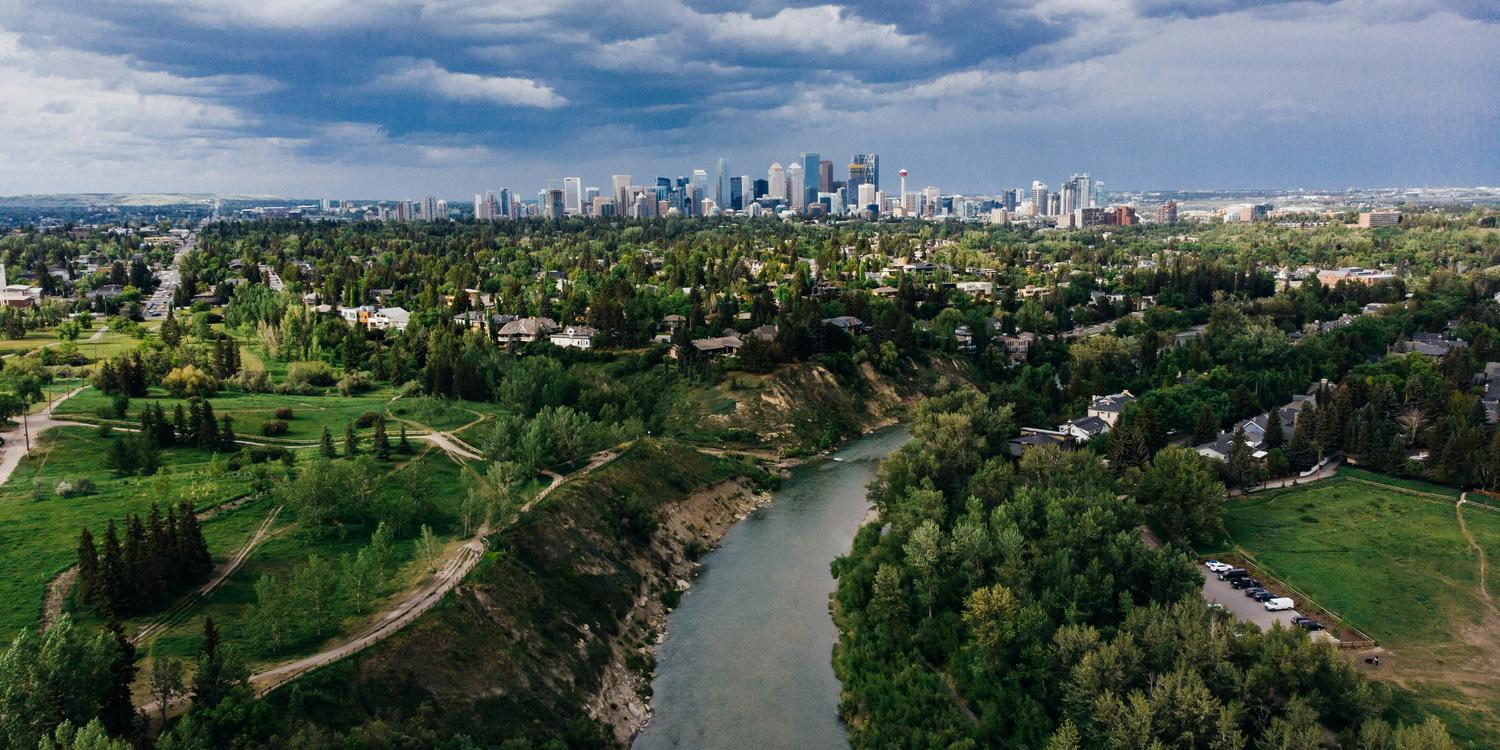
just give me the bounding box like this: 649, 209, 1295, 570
633, 425, 911, 750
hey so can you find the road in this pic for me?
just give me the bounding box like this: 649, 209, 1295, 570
145, 232, 194, 319
0, 387, 89, 487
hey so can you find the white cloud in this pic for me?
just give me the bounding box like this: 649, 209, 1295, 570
699, 5, 933, 58
373, 59, 567, 109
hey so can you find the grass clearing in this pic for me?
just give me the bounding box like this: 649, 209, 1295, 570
0, 426, 261, 634
1220, 469, 1500, 747
55, 386, 404, 443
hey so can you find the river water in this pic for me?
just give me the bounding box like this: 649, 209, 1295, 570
633, 425, 911, 750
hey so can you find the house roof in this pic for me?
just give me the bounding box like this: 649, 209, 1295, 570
497, 317, 559, 336
1090, 391, 1136, 413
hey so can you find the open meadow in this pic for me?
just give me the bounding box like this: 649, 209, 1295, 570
1220, 468, 1500, 748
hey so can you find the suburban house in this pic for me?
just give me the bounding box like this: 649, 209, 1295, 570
955, 325, 976, 355
1058, 415, 1111, 444
1087, 391, 1136, 427
750, 323, 779, 342
822, 316, 865, 334
338, 305, 376, 327
1317, 267, 1395, 286
997, 331, 1037, 363
497, 317, 560, 345
1196, 392, 1316, 462
549, 325, 598, 350
1006, 428, 1073, 458
453, 310, 514, 333
675, 334, 743, 359
369, 307, 410, 331
1391, 332, 1468, 361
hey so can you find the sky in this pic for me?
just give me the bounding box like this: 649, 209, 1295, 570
0, 0, 1496, 199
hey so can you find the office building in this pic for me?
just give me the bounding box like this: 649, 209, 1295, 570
787, 162, 805, 209
818, 160, 833, 193
850, 153, 879, 192
716, 158, 731, 210
768, 163, 785, 200
563, 177, 582, 216
1031, 182, 1049, 216
1359, 210, 1401, 228
800, 152, 820, 210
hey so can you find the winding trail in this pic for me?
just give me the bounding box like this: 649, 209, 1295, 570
1457, 493, 1494, 611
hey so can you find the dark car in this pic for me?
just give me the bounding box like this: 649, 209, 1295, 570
1249, 589, 1277, 602
1295, 619, 1324, 631
1217, 568, 1249, 581
1230, 577, 1261, 589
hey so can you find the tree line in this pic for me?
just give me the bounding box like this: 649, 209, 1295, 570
76, 500, 212, 619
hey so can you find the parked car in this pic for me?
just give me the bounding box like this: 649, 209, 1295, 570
1217, 568, 1248, 581
1264, 597, 1295, 611
1204, 560, 1232, 573
1294, 619, 1324, 631
1247, 589, 1276, 601
1230, 577, 1261, 589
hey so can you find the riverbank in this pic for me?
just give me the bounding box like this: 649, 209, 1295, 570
632, 425, 911, 750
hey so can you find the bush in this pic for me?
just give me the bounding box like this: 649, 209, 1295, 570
354, 411, 383, 429
337, 372, 372, 396
233, 367, 271, 393
260, 419, 289, 436
54, 480, 76, 497
73, 477, 96, 495
162, 364, 219, 398
274, 407, 294, 420
274, 382, 317, 396
229, 445, 292, 470
286, 361, 335, 387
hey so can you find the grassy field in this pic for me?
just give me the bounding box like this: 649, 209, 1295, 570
1219, 469, 1500, 748
55, 386, 406, 443
0, 426, 263, 634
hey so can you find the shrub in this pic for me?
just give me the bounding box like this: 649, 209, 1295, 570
337, 372, 372, 396
54, 480, 76, 497
287, 361, 335, 387
354, 411, 383, 429
274, 407, 294, 420
273, 382, 316, 396
162, 364, 219, 398
233, 367, 271, 393
229, 445, 291, 469
260, 419, 289, 436
73, 477, 97, 495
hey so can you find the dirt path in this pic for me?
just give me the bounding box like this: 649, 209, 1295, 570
40, 568, 78, 631
131, 505, 284, 646
1457, 493, 1494, 610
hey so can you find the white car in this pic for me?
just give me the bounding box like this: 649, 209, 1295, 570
1264, 597, 1295, 611
1204, 561, 1233, 573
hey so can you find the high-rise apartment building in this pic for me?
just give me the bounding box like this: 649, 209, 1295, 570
1030, 182, 1049, 216
1155, 200, 1178, 224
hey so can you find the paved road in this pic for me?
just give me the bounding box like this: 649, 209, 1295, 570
145, 233, 193, 319
1200, 568, 1299, 630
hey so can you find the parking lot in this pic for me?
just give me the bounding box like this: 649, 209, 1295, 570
1199, 568, 1301, 630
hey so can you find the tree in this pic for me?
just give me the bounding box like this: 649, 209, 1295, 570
372, 416, 390, 460
869, 563, 907, 632
343, 422, 358, 457
1225, 425, 1259, 488
398, 424, 413, 454
319, 426, 336, 458
76, 528, 100, 606
1193, 403, 1219, 445
1264, 408, 1285, 450
1286, 414, 1317, 472
36, 719, 132, 750
148, 652, 184, 724
904, 520, 944, 619
0, 616, 127, 750
416, 524, 440, 573
1138, 447, 1227, 547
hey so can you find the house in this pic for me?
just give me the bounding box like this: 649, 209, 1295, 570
750, 324, 778, 342
1392, 332, 1468, 361
872, 286, 899, 298
660, 314, 687, 332
1317, 267, 1395, 286
956, 281, 993, 298
1173, 324, 1207, 348
1196, 394, 1315, 462
550, 325, 598, 350
338, 305, 376, 327
822, 316, 865, 334
497, 317, 560, 345
997, 331, 1037, 363
676, 335, 743, 359
1087, 391, 1136, 427
955, 325, 976, 355
1006, 428, 1073, 458
369, 307, 410, 331
1058, 415, 1110, 444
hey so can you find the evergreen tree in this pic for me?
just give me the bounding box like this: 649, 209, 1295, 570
153, 403, 175, 447
99, 521, 126, 617
343, 422, 358, 457
104, 437, 133, 476
1226, 426, 1258, 487
177, 502, 212, 579
173, 404, 189, 444
320, 426, 336, 458
99, 620, 139, 741
1192, 403, 1218, 445
218, 414, 237, 452
1263, 408, 1285, 450
372, 417, 390, 460
398, 424, 413, 454
76, 528, 99, 606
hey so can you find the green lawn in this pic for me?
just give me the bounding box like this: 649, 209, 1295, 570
55, 386, 405, 443
0, 427, 262, 634
1222, 470, 1500, 748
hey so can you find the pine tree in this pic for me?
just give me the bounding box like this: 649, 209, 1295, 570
398, 424, 413, 454
343, 422, 358, 457
320, 426, 337, 458
218, 414, 237, 452
173, 404, 189, 444
99, 620, 140, 741
163, 504, 182, 590
1193, 403, 1218, 445
105, 436, 134, 476
198, 400, 219, 450
372, 417, 390, 460
154, 403, 175, 446
177, 501, 212, 580
1264, 408, 1285, 450
99, 520, 126, 617
76, 528, 100, 606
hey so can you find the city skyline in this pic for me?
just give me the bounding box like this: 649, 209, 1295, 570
0, 0, 1497, 197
